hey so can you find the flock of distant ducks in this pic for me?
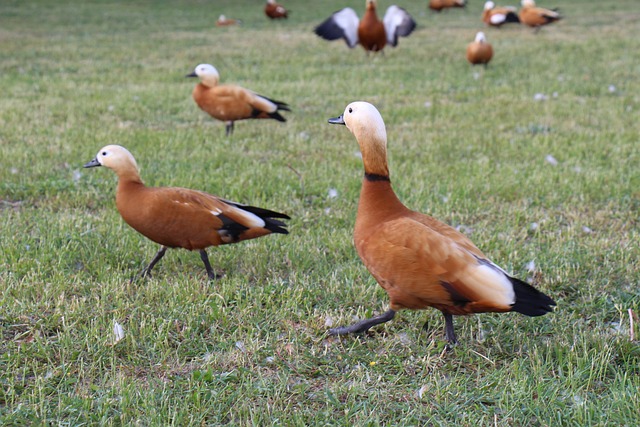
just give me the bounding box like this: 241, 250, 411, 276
219, 0, 562, 68
85, 0, 560, 346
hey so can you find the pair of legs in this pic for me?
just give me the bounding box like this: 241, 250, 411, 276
328, 309, 458, 344
138, 246, 221, 281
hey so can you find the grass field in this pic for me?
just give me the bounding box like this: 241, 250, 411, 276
1, 0, 639, 425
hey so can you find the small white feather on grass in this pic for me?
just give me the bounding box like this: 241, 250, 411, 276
113, 321, 125, 344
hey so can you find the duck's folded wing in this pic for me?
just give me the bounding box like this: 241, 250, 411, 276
314, 8, 359, 48
358, 217, 515, 312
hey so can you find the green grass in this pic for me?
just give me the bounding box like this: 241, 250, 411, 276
1, 0, 639, 425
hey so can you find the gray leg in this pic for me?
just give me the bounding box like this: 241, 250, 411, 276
138, 246, 167, 280
199, 250, 222, 280
328, 309, 396, 336
443, 312, 458, 345
225, 121, 234, 136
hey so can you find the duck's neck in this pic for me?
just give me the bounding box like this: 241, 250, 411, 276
356, 174, 405, 224
199, 76, 219, 88
116, 169, 145, 196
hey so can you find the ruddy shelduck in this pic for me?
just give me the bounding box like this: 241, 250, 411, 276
326, 102, 555, 344
187, 64, 290, 136
265, 0, 288, 19
83, 145, 289, 280
428, 0, 466, 12
314, 0, 416, 53
216, 15, 241, 27
466, 32, 494, 67
519, 0, 561, 30
482, 1, 520, 27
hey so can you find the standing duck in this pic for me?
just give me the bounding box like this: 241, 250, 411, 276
519, 0, 561, 30
83, 145, 289, 280
187, 64, 290, 136
265, 0, 288, 19
466, 31, 494, 67
326, 102, 555, 344
482, 1, 520, 27
314, 0, 416, 53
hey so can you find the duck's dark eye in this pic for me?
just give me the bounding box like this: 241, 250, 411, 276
348, 108, 353, 113
102, 151, 107, 156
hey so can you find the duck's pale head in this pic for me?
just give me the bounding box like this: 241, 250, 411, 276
475, 31, 487, 43
329, 102, 389, 177
186, 63, 220, 86
84, 145, 139, 175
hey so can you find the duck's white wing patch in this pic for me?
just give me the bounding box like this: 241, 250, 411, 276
227, 204, 266, 228
383, 5, 416, 46
250, 93, 278, 113
490, 13, 507, 24
315, 8, 359, 48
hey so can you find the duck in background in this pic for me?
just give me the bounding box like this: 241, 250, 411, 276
428, 0, 466, 12
326, 102, 556, 344
265, 0, 288, 19
482, 1, 520, 27
187, 64, 290, 137
467, 31, 493, 67
519, 0, 562, 31
314, 0, 416, 53
215, 15, 241, 27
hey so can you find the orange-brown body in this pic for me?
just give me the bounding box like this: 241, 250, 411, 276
358, 1, 387, 52
429, 0, 466, 12
265, 0, 288, 19
84, 145, 289, 279
354, 179, 510, 315
519, 1, 561, 28
482, 6, 520, 26
216, 16, 240, 27
115, 181, 273, 250
192, 84, 280, 123
466, 38, 493, 66
187, 64, 289, 136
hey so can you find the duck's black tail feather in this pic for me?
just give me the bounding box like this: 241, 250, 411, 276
229, 202, 290, 234
510, 276, 556, 316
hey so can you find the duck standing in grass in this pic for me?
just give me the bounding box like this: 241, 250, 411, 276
482, 1, 520, 27
466, 31, 493, 67
187, 64, 291, 137
428, 0, 466, 12
519, 0, 561, 30
83, 145, 289, 280
265, 0, 288, 19
314, 0, 416, 53
326, 102, 555, 344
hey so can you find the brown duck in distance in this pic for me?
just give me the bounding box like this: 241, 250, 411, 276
187, 64, 291, 137
314, 0, 416, 53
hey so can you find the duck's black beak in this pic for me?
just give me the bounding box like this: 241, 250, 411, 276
83, 158, 101, 168
328, 115, 345, 125
185, 71, 197, 78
